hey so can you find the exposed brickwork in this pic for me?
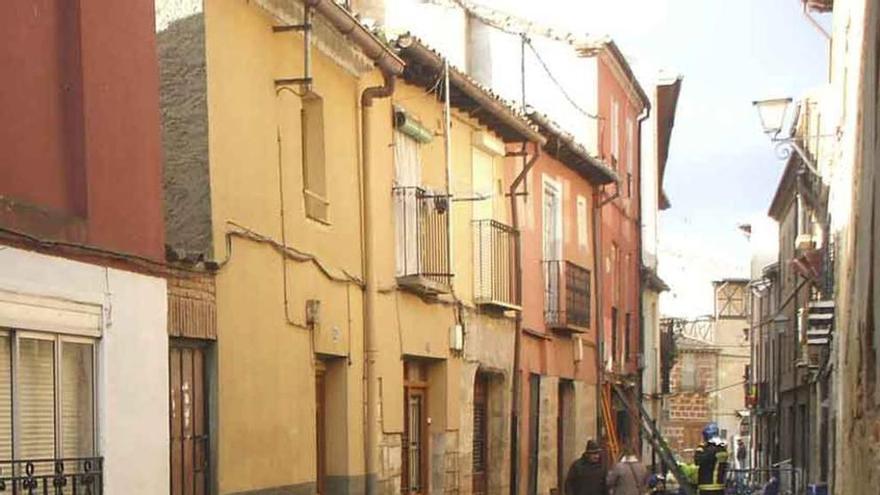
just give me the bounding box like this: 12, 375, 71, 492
663, 348, 717, 459
167, 271, 216, 339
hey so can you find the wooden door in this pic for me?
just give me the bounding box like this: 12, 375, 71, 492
527, 374, 540, 495
403, 387, 428, 495
557, 381, 569, 492
316, 363, 327, 495
170, 341, 210, 495
472, 374, 489, 495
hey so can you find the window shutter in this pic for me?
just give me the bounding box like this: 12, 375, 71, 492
61, 342, 94, 457
302, 93, 328, 222
576, 196, 588, 248
18, 338, 56, 461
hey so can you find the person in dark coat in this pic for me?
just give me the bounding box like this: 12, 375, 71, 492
565, 439, 608, 495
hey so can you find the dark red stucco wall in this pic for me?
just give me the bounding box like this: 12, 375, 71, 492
597, 56, 643, 378
0, 0, 164, 261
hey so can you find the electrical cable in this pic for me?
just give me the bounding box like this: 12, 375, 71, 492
0, 225, 201, 277
524, 39, 601, 120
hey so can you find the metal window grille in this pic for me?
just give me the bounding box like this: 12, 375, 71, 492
543, 260, 591, 329
393, 186, 452, 289
473, 220, 516, 307
0, 457, 103, 494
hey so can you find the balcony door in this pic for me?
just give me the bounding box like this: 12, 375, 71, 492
394, 130, 422, 277
543, 178, 562, 319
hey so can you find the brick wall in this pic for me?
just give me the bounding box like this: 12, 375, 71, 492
663, 349, 717, 459
167, 271, 216, 339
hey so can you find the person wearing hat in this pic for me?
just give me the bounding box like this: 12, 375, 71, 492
564, 439, 608, 495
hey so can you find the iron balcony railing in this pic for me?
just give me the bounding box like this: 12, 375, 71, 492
393, 186, 452, 292
0, 457, 103, 494
473, 219, 517, 309
543, 260, 591, 330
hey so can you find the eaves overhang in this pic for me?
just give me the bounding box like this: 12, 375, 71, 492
262, 0, 405, 75
656, 75, 683, 211
768, 153, 801, 221
641, 265, 670, 292
527, 111, 617, 185
576, 37, 650, 112
395, 35, 546, 146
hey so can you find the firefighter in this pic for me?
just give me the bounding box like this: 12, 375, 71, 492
693, 422, 729, 495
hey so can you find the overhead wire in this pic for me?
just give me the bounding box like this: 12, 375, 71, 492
437, 0, 601, 121
524, 39, 601, 120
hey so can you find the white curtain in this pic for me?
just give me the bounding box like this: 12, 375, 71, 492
395, 130, 422, 277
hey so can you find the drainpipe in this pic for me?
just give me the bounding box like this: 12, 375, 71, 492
509, 143, 540, 495
635, 106, 649, 454
444, 59, 454, 289
592, 185, 607, 449
361, 69, 396, 495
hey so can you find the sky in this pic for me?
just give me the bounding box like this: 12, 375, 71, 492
473, 0, 831, 316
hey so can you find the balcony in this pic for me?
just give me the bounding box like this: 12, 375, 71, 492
543, 260, 591, 331
394, 186, 452, 295
0, 457, 103, 493
473, 219, 518, 310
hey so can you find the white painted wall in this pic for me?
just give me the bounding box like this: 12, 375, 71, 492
376, 0, 600, 153
0, 247, 169, 494
383, 0, 468, 68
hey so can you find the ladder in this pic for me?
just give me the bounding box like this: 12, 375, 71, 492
600, 382, 621, 464
611, 384, 698, 495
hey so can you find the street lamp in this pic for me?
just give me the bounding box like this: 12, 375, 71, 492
752, 97, 820, 176
753, 97, 793, 138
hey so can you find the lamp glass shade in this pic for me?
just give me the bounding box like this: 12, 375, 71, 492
753, 98, 793, 137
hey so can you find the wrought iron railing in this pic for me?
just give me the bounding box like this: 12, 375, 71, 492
0, 457, 103, 494
393, 186, 452, 290
473, 219, 516, 307
543, 260, 590, 329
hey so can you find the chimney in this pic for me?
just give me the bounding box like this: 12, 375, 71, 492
466, 13, 493, 87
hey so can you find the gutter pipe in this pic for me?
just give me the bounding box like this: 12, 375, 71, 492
635, 105, 650, 455
361, 69, 397, 495
509, 143, 540, 495
304, 0, 405, 75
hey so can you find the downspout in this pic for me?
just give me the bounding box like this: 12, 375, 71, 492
444, 59, 454, 291
509, 143, 540, 495
635, 106, 649, 453
361, 70, 396, 495
592, 184, 607, 449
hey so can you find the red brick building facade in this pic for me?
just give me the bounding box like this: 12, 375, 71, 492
578, 40, 650, 454
662, 340, 720, 460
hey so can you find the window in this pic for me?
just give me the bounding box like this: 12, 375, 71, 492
611, 307, 619, 368
610, 98, 620, 164
610, 243, 619, 304
542, 177, 562, 261
0, 330, 95, 469
681, 353, 698, 391
302, 92, 329, 222
576, 195, 588, 249
624, 313, 632, 366
394, 130, 422, 277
